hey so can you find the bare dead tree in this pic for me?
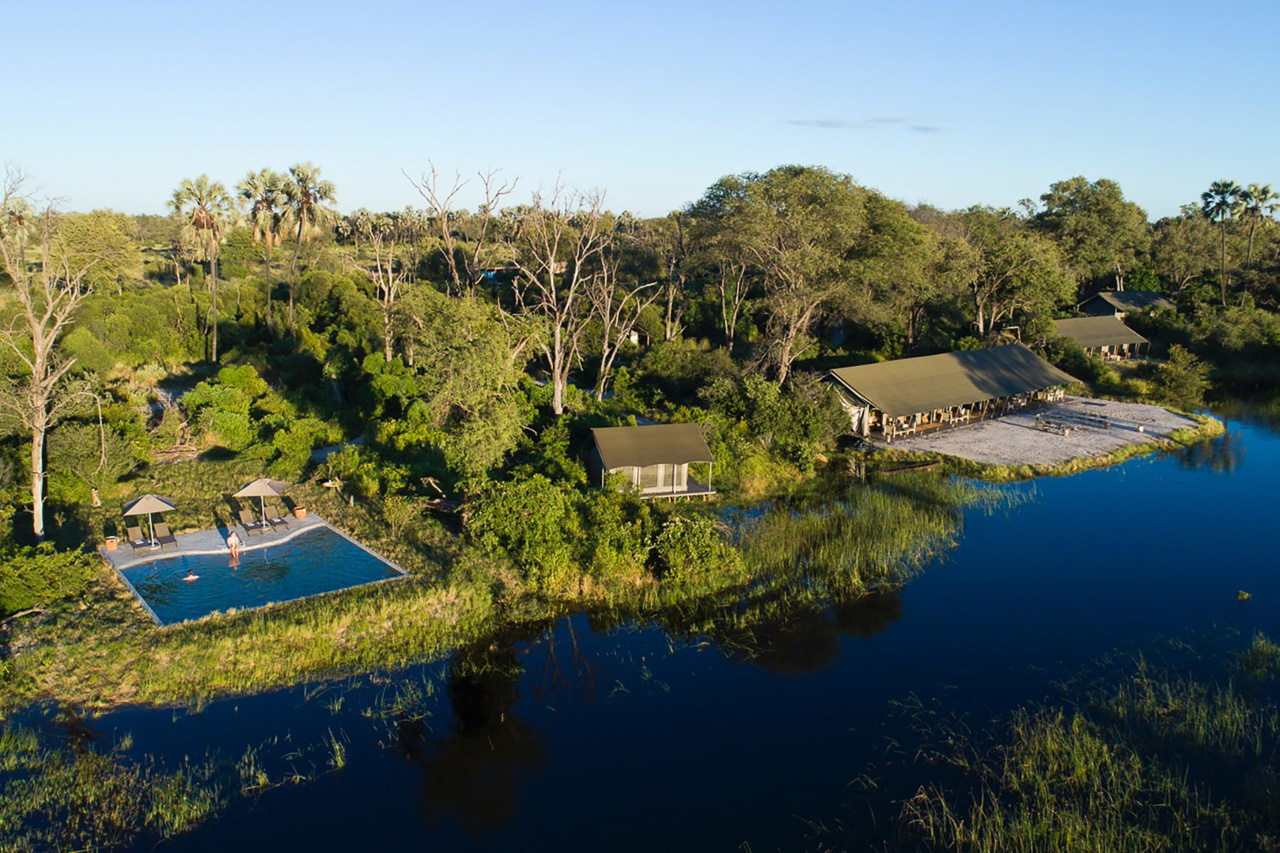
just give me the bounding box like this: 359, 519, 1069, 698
511, 186, 611, 415
587, 258, 660, 400
714, 257, 750, 345
0, 172, 95, 538
407, 164, 517, 296
357, 213, 413, 362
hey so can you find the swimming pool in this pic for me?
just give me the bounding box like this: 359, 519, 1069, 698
120, 526, 405, 625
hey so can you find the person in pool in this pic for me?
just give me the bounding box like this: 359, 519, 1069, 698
184, 569, 199, 582
226, 529, 241, 559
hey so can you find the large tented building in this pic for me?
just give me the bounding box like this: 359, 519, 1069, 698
588, 423, 716, 499
826, 345, 1078, 441
1077, 290, 1175, 318
1053, 316, 1149, 359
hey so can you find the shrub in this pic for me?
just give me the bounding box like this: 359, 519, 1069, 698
653, 515, 743, 591
0, 544, 97, 616
1152, 344, 1210, 410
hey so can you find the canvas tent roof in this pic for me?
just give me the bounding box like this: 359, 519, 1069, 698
1054, 316, 1148, 349
591, 423, 713, 470
827, 344, 1078, 419
1079, 290, 1174, 313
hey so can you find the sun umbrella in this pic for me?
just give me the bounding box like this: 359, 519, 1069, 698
122, 494, 176, 545
233, 478, 290, 521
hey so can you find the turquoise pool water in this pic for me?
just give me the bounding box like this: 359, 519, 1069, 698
121, 526, 404, 625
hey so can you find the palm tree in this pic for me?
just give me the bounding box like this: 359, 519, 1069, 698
170, 175, 235, 361
1239, 183, 1278, 268
1201, 179, 1242, 307
238, 168, 288, 329
282, 162, 337, 330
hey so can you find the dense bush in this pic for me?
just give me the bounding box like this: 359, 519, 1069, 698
652, 515, 744, 591
0, 544, 97, 616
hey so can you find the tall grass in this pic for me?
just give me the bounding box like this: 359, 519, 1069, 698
898, 636, 1280, 852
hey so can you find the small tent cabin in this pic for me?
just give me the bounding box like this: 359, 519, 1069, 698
825, 344, 1078, 441
1076, 290, 1174, 318
588, 423, 715, 500
1053, 316, 1149, 359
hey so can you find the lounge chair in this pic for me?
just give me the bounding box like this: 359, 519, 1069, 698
264, 504, 291, 531
153, 522, 178, 550
238, 509, 267, 536
126, 525, 152, 552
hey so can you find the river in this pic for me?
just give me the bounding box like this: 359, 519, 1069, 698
97, 411, 1271, 851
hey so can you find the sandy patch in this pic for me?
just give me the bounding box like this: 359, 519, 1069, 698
882, 396, 1199, 467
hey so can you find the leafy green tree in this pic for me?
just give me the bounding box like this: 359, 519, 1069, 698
689, 166, 868, 384
1152, 344, 1210, 410
1031, 177, 1149, 291
0, 543, 95, 615
283, 163, 337, 330
467, 474, 580, 592
55, 210, 143, 294
238, 168, 288, 328
1149, 208, 1216, 296
951, 207, 1073, 337
170, 175, 235, 361
1201, 179, 1243, 306
1239, 183, 1277, 268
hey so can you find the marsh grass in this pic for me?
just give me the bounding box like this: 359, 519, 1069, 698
0, 719, 225, 852
898, 635, 1280, 852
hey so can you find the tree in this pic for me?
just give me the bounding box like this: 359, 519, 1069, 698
237, 168, 288, 328
1201, 179, 1243, 306
56, 211, 143, 294
587, 257, 660, 400
689, 166, 867, 384
1032, 177, 1149, 291
954, 207, 1074, 338
409, 165, 517, 296
0, 173, 95, 538
1149, 208, 1216, 296
283, 162, 337, 330
1239, 183, 1277, 268
511, 185, 613, 415
356, 212, 412, 362
170, 175, 235, 361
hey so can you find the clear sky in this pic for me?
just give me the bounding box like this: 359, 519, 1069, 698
6, 0, 1277, 220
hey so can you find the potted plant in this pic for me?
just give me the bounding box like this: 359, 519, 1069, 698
293, 506, 307, 519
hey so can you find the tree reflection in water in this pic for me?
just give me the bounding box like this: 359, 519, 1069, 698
393, 640, 543, 834
1179, 426, 1244, 474
680, 591, 904, 676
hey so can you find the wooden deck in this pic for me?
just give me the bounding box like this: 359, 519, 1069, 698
638, 476, 716, 502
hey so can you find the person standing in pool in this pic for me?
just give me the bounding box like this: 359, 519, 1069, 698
226, 529, 241, 559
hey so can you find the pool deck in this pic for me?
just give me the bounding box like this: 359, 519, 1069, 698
101, 513, 331, 572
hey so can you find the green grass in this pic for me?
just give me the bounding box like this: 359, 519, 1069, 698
0, 719, 225, 852
897, 636, 1280, 852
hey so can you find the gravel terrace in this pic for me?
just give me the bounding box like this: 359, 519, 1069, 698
882, 395, 1199, 466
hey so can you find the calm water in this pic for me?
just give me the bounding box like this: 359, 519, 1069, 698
93, 415, 1275, 850
122, 527, 404, 625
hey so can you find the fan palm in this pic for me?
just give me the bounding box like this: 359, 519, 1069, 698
1239, 183, 1277, 268
238, 168, 288, 328
282, 162, 337, 330
1201, 180, 1242, 307
170, 175, 235, 361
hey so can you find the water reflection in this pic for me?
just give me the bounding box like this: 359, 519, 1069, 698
396, 640, 545, 834
687, 591, 904, 676
1179, 427, 1245, 474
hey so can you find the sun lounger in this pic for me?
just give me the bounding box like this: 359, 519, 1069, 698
238, 509, 267, 535
153, 522, 178, 550
264, 504, 291, 531
126, 525, 153, 552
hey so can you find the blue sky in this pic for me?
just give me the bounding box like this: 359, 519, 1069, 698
6, 0, 1277, 219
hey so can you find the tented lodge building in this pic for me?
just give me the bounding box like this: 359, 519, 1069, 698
588, 423, 716, 500
826, 345, 1079, 441
1053, 316, 1149, 359
1076, 290, 1175, 318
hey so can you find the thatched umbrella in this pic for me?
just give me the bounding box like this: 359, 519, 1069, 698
233, 478, 290, 521
122, 494, 176, 545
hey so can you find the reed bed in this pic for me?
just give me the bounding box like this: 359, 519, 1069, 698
898, 635, 1280, 852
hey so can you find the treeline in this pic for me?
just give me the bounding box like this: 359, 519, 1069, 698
2, 164, 1278, 546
